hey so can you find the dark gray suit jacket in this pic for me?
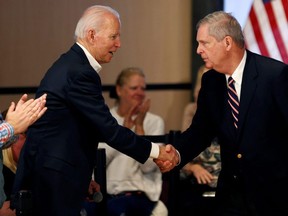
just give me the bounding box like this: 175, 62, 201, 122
13, 43, 152, 215
177, 50, 288, 215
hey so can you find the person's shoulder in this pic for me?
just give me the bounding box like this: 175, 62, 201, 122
110, 106, 117, 114
247, 50, 286, 67
145, 112, 165, 130
202, 69, 226, 87
146, 112, 164, 122
184, 103, 197, 113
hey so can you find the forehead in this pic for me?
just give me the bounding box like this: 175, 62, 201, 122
123, 74, 145, 85
196, 24, 209, 39
105, 14, 120, 29
97, 14, 120, 35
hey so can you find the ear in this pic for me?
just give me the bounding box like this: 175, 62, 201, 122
116, 85, 121, 97
224, 36, 232, 50
87, 29, 96, 42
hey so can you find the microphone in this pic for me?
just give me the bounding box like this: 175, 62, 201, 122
92, 191, 103, 203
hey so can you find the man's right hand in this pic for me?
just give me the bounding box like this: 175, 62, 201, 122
154, 144, 180, 173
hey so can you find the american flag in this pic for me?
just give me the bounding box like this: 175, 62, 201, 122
243, 0, 288, 63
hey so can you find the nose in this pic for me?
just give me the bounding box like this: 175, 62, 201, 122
136, 88, 145, 96
115, 38, 121, 48
138, 90, 145, 96
196, 44, 202, 55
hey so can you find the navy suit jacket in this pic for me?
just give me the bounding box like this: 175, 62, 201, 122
177, 50, 288, 215
13, 43, 152, 213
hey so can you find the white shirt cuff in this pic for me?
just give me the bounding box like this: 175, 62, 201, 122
150, 142, 159, 158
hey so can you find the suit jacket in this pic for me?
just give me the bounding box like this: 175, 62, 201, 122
178, 50, 288, 215
12, 43, 152, 214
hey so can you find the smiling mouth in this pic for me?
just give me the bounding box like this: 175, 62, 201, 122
109, 51, 114, 56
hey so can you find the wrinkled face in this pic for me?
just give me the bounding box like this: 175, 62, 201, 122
116, 74, 146, 108
93, 15, 121, 64
196, 24, 227, 72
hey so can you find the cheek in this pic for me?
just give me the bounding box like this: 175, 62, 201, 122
121, 91, 134, 101
208, 47, 222, 61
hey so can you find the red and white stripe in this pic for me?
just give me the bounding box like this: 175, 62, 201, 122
244, 0, 288, 63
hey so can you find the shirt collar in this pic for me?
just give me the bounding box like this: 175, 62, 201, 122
225, 50, 247, 85
225, 50, 247, 100
76, 42, 102, 73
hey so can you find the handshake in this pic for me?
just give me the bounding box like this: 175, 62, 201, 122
154, 145, 180, 173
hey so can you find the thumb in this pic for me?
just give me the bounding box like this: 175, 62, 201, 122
165, 144, 172, 153
7, 102, 16, 115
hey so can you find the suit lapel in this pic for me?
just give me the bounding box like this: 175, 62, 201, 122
237, 51, 258, 138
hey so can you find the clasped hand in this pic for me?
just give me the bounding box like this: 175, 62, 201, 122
122, 99, 179, 172
154, 144, 180, 173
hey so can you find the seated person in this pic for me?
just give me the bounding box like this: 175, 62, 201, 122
0, 97, 46, 216
0, 133, 26, 216
180, 138, 221, 190
0, 108, 27, 216
99, 67, 167, 216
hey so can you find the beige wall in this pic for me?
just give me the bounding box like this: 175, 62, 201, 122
0, 0, 193, 132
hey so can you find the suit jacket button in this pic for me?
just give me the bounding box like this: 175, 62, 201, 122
237, 153, 242, 159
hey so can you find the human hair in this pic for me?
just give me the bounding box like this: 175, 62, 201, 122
111, 67, 146, 101
115, 67, 145, 87
74, 5, 120, 39
196, 11, 245, 48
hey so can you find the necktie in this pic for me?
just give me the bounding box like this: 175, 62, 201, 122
227, 77, 239, 128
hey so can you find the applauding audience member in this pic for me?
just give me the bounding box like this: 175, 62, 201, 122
0, 94, 46, 214
99, 67, 168, 216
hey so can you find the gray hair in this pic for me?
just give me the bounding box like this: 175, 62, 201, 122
196, 11, 245, 48
74, 5, 120, 39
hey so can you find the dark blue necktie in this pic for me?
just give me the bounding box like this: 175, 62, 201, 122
227, 77, 239, 128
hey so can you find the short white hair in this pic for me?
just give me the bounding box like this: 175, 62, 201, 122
74, 5, 120, 39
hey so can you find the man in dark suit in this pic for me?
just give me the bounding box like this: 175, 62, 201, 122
157, 11, 288, 215
11, 5, 178, 216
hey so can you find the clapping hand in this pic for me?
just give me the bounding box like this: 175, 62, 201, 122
123, 99, 150, 135
5, 93, 47, 134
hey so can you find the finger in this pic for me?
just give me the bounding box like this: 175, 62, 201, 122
162, 160, 173, 171
15, 94, 28, 109
27, 100, 42, 114
29, 106, 47, 124
165, 144, 173, 153
153, 159, 164, 167
20, 99, 36, 112
37, 94, 47, 105
37, 107, 47, 118
197, 177, 202, 184
140, 99, 150, 113
6, 102, 16, 116
22, 93, 47, 112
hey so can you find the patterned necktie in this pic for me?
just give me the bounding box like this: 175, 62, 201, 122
227, 77, 239, 128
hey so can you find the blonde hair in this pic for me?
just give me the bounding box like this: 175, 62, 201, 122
115, 67, 145, 87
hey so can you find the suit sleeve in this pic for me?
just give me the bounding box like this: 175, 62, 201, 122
66, 66, 152, 164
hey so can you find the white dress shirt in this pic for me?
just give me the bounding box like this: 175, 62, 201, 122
98, 106, 165, 201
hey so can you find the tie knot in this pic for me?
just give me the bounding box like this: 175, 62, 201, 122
228, 76, 234, 85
